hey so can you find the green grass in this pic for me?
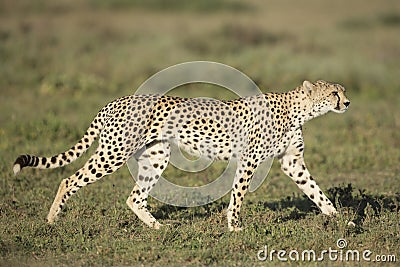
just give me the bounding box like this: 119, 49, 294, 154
1, 0, 400, 266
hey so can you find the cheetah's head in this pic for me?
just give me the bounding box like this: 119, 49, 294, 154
303, 80, 350, 114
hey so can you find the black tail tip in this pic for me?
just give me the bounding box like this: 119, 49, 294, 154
13, 155, 30, 175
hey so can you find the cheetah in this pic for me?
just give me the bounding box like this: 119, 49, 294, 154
13, 80, 350, 231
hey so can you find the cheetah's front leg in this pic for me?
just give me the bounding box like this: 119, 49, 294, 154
278, 136, 337, 215
227, 157, 257, 232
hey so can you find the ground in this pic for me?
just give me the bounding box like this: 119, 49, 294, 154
0, 0, 399, 266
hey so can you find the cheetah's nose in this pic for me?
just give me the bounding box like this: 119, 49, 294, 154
344, 101, 350, 108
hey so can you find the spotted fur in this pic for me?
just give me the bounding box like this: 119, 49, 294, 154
13, 80, 350, 231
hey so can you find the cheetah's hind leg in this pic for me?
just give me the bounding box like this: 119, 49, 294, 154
126, 141, 170, 229
47, 149, 126, 224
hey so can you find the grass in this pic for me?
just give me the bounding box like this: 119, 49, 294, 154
1, 0, 400, 265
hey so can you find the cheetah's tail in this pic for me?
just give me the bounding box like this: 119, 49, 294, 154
13, 104, 112, 175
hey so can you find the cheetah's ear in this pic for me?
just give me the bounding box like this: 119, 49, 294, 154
303, 80, 314, 95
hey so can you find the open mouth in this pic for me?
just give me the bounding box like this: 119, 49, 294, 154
334, 106, 348, 113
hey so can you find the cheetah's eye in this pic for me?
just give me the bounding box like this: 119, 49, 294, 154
332, 92, 339, 98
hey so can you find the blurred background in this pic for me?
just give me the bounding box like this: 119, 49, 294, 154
0, 0, 399, 265
1, 0, 399, 96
